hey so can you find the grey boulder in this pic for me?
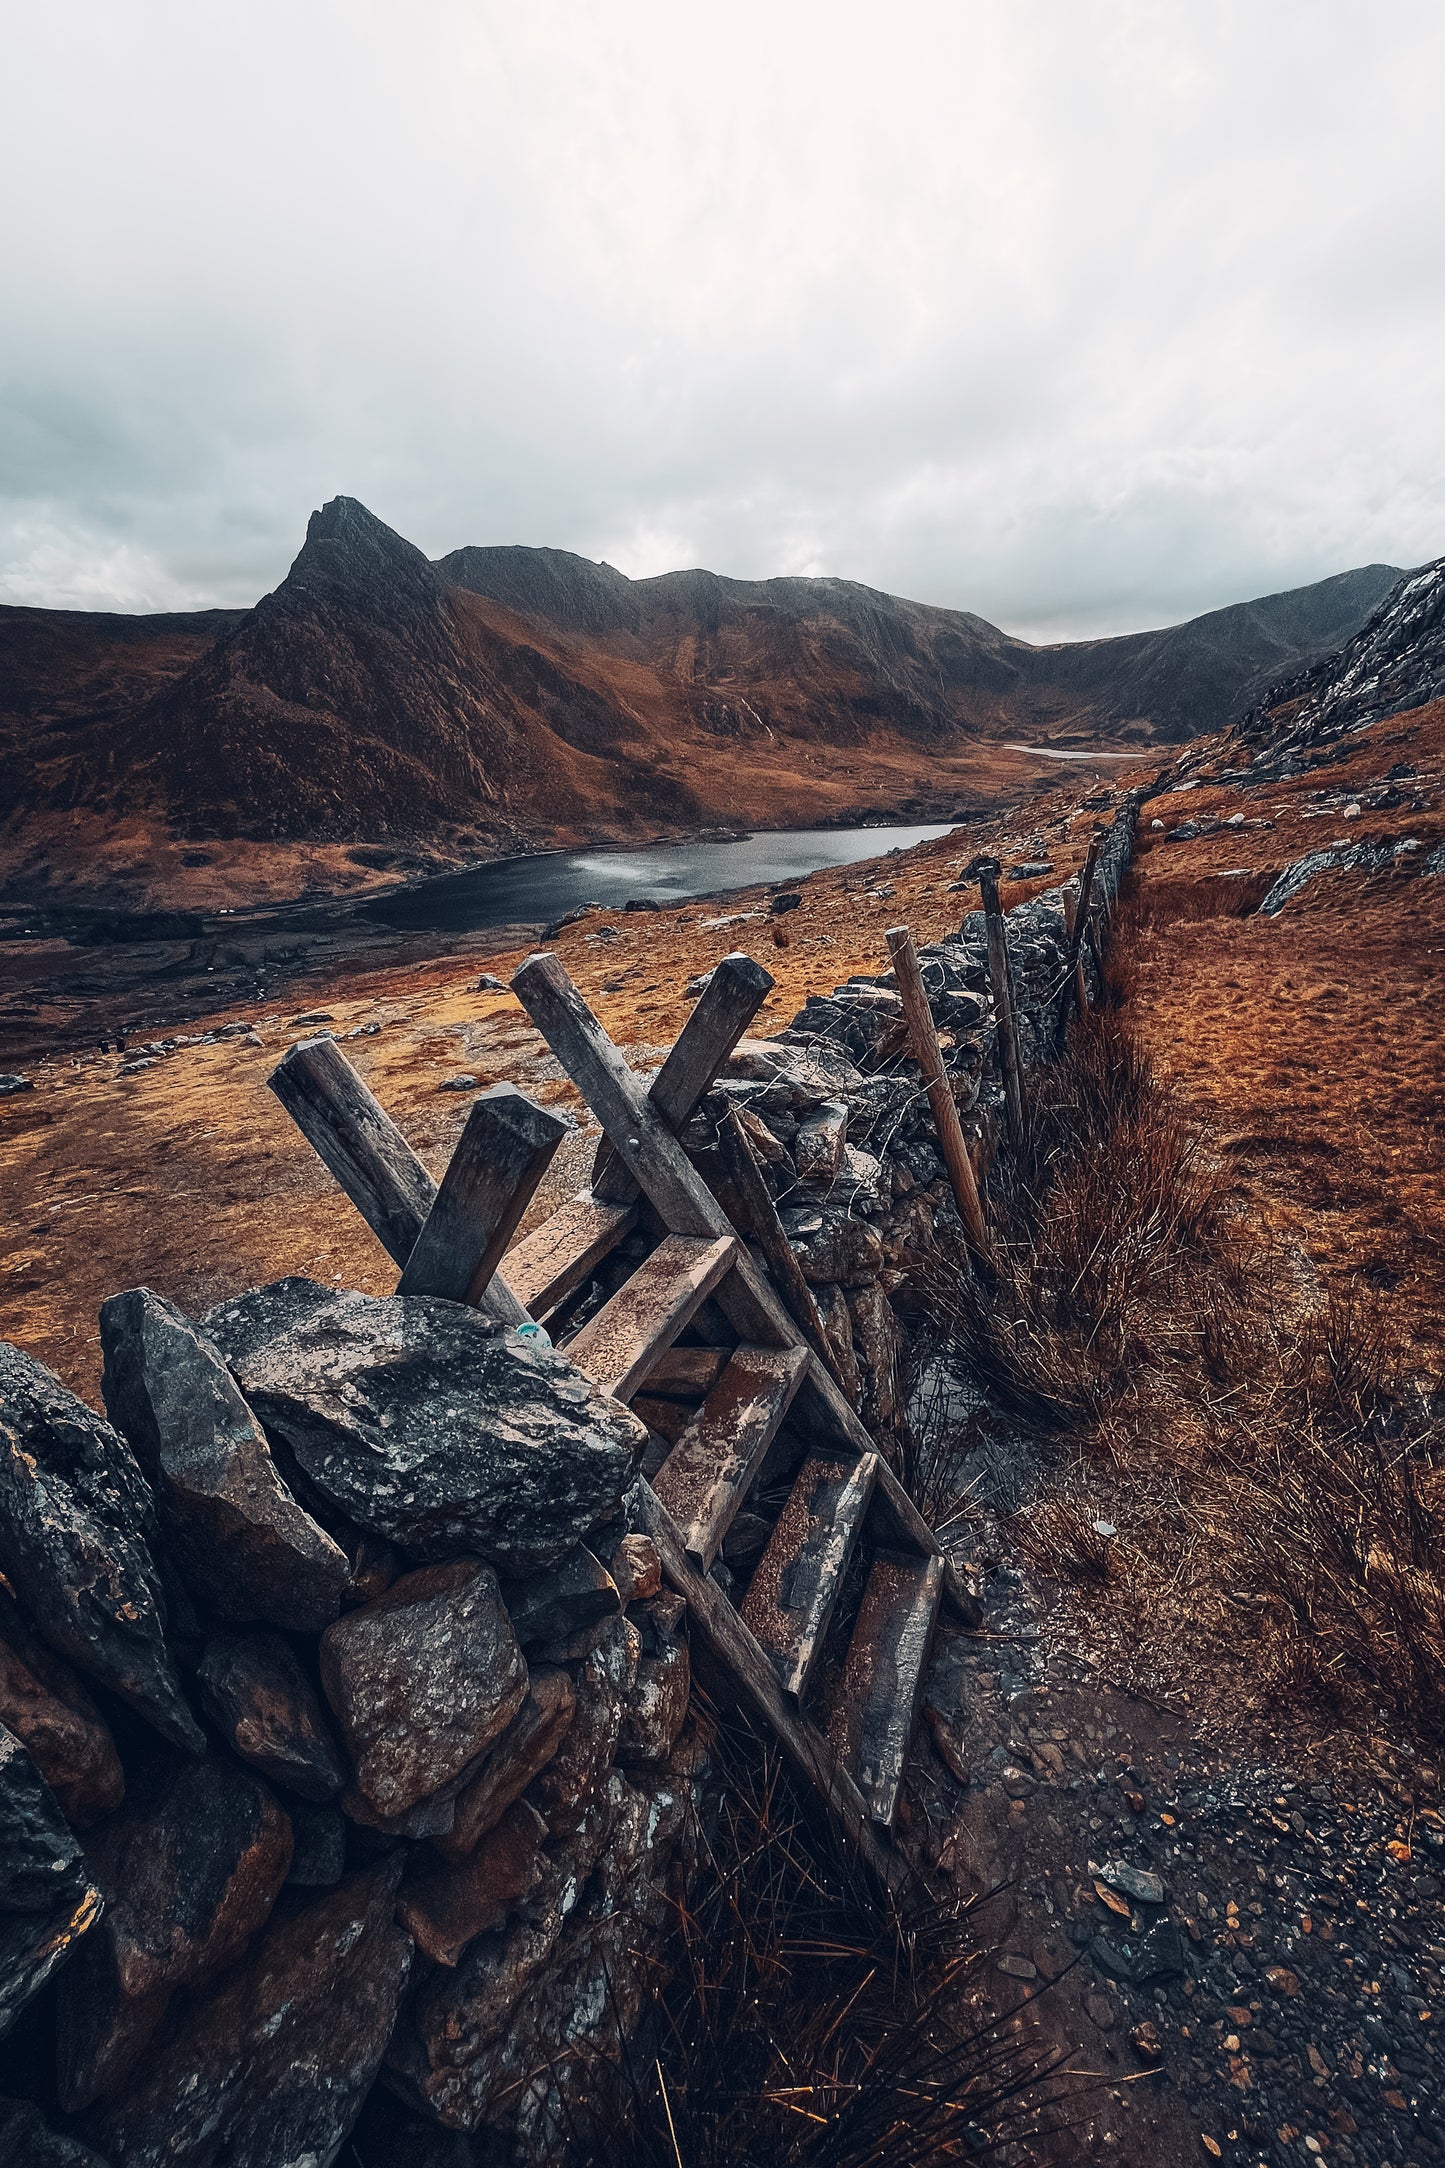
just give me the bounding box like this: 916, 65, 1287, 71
0, 1723, 103, 2041
0, 1344, 201, 1754
205, 1279, 642, 1570
321, 1559, 528, 1821
100, 1289, 348, 1632
197, 1632, 348, 1802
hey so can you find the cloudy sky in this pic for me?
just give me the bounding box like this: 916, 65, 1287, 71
2, 0, 1442, 638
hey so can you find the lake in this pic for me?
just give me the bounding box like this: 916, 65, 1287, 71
360, 822, 957, 933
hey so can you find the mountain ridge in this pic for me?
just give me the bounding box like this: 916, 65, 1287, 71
0, 496, 1412, 902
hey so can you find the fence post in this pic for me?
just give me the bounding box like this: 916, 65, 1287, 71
974, 860, 1026, 1148
885, 926, 991, 1262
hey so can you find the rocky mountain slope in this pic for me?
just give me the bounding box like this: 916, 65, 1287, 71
1239, 552, 1445, 762
0, 497, 1405, 898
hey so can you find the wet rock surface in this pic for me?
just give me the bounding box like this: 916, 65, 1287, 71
57, 1755, 293, 2111
0, 1722, 103, 2040
321, 1558, 528, 1819
436, 1667, 576, 1863
0, 1343, 201, 1753
99, 1288, 349, 1631
917, 1553, 1445, 2168
0, 1588, 124, 1826
197, 1630, 347, 1801
90, 1861, 412, 2168
206, 1279, 642, 1569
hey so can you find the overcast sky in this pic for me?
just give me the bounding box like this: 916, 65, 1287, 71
2, 1, 1442, 639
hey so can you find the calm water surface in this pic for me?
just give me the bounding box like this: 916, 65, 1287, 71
361, 823, 956, 933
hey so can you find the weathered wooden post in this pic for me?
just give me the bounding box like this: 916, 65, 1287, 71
974, 859, 1026, 1148
885, 926, 991, 1261
714, 1104, 843, 1379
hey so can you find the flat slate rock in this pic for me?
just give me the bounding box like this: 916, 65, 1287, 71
206, 1280, 643, 1570
0, 1723, 103, 2043
0, 1344, 201, 1754
89, 1862, 412, 2168
100, 1289, 348, 1632
197, 1631, 347, 1802
0, 1587, 123, 1828
436, 1669, 575, 1863
57, 1754, 293, 2112
321, 1559, 528, 1821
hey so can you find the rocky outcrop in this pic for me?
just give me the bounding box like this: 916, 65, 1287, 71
205, 1279, 643, 1570
0, 1345, 201, 1754
57, 1757, 293, 2111
0, 1723, 103, 2040
99, 1288, 349, 1632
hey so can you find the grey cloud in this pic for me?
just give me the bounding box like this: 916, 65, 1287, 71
1, 0, 1442, 632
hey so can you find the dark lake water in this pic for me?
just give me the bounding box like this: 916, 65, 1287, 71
361, 823, 957, 934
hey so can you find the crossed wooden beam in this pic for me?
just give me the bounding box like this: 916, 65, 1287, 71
268, 948, 973, 1886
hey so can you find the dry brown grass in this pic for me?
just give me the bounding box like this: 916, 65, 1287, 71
604, 1704, 1091, 2168
909, 1005, 1445, 1756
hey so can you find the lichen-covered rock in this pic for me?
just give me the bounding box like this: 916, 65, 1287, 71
846, 1280, 903, 1429
206, 1280, 642, 1570
436, 1668, 575, 1863
0, 1345, 200, 1754
397, 1799, 548, 1966
780, 1205, 883, 1287
89, 1863, 411, 2168
0, 1588, 123, 1827
531, 1615, 638, 1837
99, 1289, 348, 1633
57, 1756, 293, 2112
0, 1724, 103, 2042
197, 1632, 347, 1802
618, 1598, 690, 1766
501, 1546, 620, 1652
321, 1560, 527, 1820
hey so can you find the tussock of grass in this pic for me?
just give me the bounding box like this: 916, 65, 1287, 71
908, 1003, 1445, 1752
605, 1705, 1091, 2168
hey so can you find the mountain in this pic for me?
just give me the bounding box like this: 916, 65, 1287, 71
1238, 555, 1445, 760
0, 496, 1409, 900
437, 546, 1404, 748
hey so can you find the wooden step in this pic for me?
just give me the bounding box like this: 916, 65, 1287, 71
739, 1452, 877, 1702
825, 1550, 945, 1827
503, 1191, 638, 1319
638, 1345, 732, 1398
651, 1344, 809, 1568
562, 1234, 737, 1402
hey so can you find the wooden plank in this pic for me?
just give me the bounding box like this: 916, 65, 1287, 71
269, 1036, 435, 1267
714, 1106, 840, 1378
591, 952, 774, 1203
635, 1479, 903, 1891
396, 1084, 566, 1317
870, 1454, 982, 1626
562, 1233, 737, 1401
652, 1343, 808, 1567
826, 1551, 945, 1826
639, 1345, 732, 1397
1070, 832, 1103, 980
739, 1453, 877, 1701
975, 858, 1027, 1147
509, 951, 876, 1451
886, 926, 991, 1260
503, 1191, 638, 1318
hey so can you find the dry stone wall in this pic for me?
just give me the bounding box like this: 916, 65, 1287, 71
0, 796, 1143, 2167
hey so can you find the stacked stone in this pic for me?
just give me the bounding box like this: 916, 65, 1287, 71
0, 1285, 701, 2166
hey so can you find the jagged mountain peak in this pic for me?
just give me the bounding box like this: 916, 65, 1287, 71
279, 495, 441, 613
